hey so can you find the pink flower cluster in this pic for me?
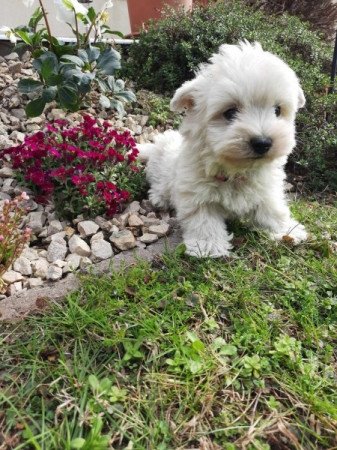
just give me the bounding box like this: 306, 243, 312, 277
1, 115, 142, 218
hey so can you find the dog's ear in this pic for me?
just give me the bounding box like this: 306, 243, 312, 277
170, 80, 197, 112
298, 86, 306, 109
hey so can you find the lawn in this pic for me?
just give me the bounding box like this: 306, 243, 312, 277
1, 198, 337, 450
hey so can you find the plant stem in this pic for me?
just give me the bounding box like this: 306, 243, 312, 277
74, 11, 80, 50
84, 22, 95, 46
38, 0, 54, 51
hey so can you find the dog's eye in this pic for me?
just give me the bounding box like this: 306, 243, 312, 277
274, 105, 281, 117
223, 108, 238, 121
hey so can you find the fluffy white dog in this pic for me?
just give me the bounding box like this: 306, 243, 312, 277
139, 41, 308, 257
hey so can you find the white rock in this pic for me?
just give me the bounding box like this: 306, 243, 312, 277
48, 231, 66, 242
94, 216, 112, 231
48, 108, 66, 121
128, 213, 144, 227
116, 212, 130, 228
13, 256, 32, 276
148, 223, 170, 237
28, 277, 43, 288
91, 239, 113, 261
110, 224, 119, 233
9, 130, 25, 143
32, 258, 49, 279
80, 256, 92, 270
2, 270, 24, 284
0, 166, 14, 177
110, 229, 136, 251
8, 281, 23, 295
52, 259, 67, 268
47, 237, 67, 263
139, 233, 159, 244
126, 201, 141, 213
8, 62, 22, 74
21, 247, 39, 261
4, 52, 19, 61
47, 220, 63, 236
0, 135, 12, 150
141, 216, 161, 226
63, 254, 81, 273
90, 232, 104, 244
47, 265, 63, 281
69, 235, 91, 256
78, 220, 99, 237
27, 211, 46, 234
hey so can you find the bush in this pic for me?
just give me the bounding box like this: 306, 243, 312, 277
124, 1, 337, 191
245, 0, 337, 41
1, 116, 146, 220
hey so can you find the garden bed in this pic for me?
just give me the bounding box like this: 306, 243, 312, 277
0, 50, 179, 298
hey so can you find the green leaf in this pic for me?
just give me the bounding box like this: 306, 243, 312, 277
218, 344, 237, 356
87, 6, 96, 23
25, 97, 47, 117
88, 374, 100, 391
115, 91, 137, 103
100, 95, 110, 109
110, 99, 125, 116
191, 339, 205, 352
97, 79, 108, 93
35, 52, 59, 83
70, 438, 85, 449
15, 30, 33, 46
42, 86, 57, 102
28, 7, 44, 31
61, 54, 85, 67
103, 30, 125, 39
107, 75, 115, 91
58, 83, 78, 109
188, 360, 203, 374
77, 49, 89, 63
86, 45, 100, 63
97, 48, 121, 75
18, 78, 43, 94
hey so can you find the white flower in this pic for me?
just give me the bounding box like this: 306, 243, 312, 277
23, 0, 36, 7
103, 1, 113, 9
0, 26, 17, 44
54, 0, 88, 23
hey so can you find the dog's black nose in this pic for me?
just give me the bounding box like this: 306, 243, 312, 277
250, 137, 273, 155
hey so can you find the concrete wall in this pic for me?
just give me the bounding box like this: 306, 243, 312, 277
1, 0, 131, 37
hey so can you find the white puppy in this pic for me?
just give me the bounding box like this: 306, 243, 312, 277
139, 41, 308, 257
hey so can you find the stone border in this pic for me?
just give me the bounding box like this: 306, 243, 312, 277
0, 230, 182, 321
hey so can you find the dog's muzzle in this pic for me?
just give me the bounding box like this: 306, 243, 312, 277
250, 136, 273, 155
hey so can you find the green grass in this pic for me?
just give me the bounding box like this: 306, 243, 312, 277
1, 198, 337, 450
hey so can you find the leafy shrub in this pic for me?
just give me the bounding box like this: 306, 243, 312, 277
5, 1, 135, 117
1, 116, 146, 220
124, 1, 337, 191
245, 0, 337, 40
0, 193, 32, 289
135, 91, 182, 128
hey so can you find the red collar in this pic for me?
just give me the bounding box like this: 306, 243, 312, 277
214, 174, 247, 183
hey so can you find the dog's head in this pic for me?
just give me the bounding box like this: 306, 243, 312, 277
171, 41, 305, 169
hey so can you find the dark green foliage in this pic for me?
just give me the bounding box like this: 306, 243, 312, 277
124, 2, 337, 191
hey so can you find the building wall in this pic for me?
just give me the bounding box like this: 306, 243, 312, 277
2, 0, 131, 37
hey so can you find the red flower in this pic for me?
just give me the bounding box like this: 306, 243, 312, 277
2, 114, 143, 219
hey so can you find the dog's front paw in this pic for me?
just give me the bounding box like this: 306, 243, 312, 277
185, 239, 232, 258
270, 222, 308, 244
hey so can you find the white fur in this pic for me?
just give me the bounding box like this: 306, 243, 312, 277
139, 41, 308, 257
